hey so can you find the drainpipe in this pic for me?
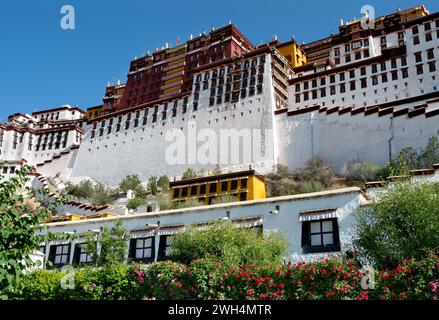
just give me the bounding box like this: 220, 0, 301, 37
310, 113, 314, 158
388, 116, 394, 161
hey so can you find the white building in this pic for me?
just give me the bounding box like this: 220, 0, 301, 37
39, 187, 364, 266
1, 5, 439, 266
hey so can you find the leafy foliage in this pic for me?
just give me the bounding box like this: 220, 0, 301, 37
352, 182, 439, 268
65, 180, 116, 206
147, 176, 158, 195
85, 221, 129, 267
376, 137, 439, 180
340, 161, 380, 181
127, 198, 147, 211
157, 175, 170, 192
294, 156, 336, 186
213, 165, 222, 175
12, 255, 439, 300
210, 195, 238, 205
0, 164, 65, 299
168, 222, 288, 268
119, 175, 147, 197
181, 168, 198, 180
266, 160, 334, 197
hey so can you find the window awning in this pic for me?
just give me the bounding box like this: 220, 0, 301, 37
299, 209, 339, 222
232, 216, 263, 228
48, 239, 71, 246
130, 228, 156, 239
157, 224, 186, 236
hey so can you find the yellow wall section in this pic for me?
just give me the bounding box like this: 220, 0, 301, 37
248, 176, 266, 200
277, 42, 307, 68
170, 174, 266, 204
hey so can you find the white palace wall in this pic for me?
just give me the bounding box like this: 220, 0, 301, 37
277, 100, 439, 171
72, 54, 279, 186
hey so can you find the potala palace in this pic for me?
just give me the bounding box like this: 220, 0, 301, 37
1, 5, 439, 264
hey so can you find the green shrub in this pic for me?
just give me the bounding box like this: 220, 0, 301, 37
294, 156, 335, 187
157, 175, 170, 191
168, 222, 288, 268
85, 221, 129, 267
352, 181, 439, 268
265, 163, 328, 197
65, 180, 116, 206
14, 269, 65, 300
14, 255, 439, 300
376, 137, 439, 180
210, 195, 238, 205
181, 168, 198, 180
340, 161, 380, 181
127, 198, 146, 211
119, 175, 147, 197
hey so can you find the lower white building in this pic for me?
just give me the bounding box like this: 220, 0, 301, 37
39, 187, 364, 266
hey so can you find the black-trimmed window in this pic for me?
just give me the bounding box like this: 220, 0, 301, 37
221, 181, 228, 192
157, 235, 173, 261
129, 237, 155, 263
240, 178, 248, 189
301, 219, 340, 254
48, 244, 71, 267
209, 182, 217, 193
73, 243, 93, 265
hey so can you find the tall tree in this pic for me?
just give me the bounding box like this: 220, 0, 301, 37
0, 164, 65, 298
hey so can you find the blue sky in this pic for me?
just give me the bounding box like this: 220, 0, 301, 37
1, 0, 438, 121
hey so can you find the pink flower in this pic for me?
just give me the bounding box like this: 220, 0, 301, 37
92, 283, 96, 288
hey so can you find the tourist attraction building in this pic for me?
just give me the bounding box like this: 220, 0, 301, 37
1, 6, 439, 264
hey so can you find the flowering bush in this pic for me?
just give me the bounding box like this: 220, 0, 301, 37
12, 255, 439, 300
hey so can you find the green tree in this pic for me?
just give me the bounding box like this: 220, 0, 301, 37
213, 165, 222, 175
0, 164, 65, 298
65, 180, 94, 199
85, 221, 129, 266
352, 182, 439, 268
418, 136, 439, 169
294, 156, 335, 186
340, 161, 380, 181
119, 175, 146, 197
157, 175, 170, 192
127, 198, 147, 211
265, 163, 327, 197
375, 137, 439, 180
181, 168, 197, 180
169, 221, 288, 268
147, 176, 158, 195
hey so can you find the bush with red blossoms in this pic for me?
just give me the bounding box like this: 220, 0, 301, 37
14, 255, 439, 300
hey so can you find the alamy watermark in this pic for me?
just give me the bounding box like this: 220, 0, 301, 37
164, 121, 273, 166
60, 5, 75, 30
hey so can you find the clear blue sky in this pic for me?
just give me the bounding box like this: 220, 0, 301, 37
1, 0, 438, 121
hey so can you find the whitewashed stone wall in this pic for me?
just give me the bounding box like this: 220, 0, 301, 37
276, 101, 439, 171
71, 54, 279, 186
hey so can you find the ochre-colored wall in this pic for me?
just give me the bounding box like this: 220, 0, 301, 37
277, 42, 308, 68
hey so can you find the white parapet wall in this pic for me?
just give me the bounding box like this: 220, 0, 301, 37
276, 100, 439, 171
